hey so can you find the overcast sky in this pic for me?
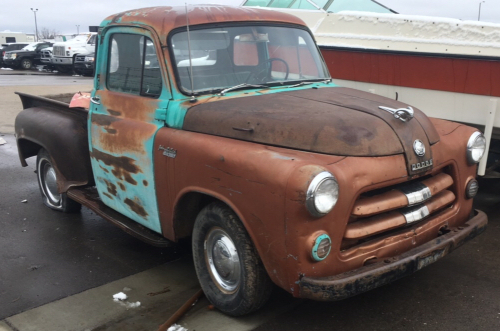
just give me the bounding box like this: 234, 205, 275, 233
1, 0, 499, 35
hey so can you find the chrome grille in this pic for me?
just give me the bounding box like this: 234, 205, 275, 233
343, 171, 456, 248
53, 46, 65, 57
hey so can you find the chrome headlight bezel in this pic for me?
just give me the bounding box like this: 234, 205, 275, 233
466, 131, 486, 164
306, 171, 339, 217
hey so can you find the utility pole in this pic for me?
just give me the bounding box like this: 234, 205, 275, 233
30, 8, 38, 42
478, 1, 485, 21
76, 25, 80, 34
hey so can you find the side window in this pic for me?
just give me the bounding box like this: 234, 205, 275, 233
107, 34, 162, 97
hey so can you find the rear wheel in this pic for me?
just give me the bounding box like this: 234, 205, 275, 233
21, 58, 33, 70
36, 149, 81, 213
192, 202, 272, 316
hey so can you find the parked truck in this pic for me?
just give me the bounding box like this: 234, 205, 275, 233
51, 33, 97, 73
3, 42, 53, 70
15, 6, 487, 316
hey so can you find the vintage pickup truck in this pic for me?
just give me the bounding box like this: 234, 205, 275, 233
15, 6, 488, 316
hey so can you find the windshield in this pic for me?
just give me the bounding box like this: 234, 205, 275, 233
21, 43, 38, 51
170, 25, 329, 95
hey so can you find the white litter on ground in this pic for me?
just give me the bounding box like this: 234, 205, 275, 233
112, 291, 141, 309
1, 68, 13, 70
112, 292, 127, 301
124, 301, 141, 309
0, 137, 6, 145
21, 199, 27, 203
167, 324, 188, 331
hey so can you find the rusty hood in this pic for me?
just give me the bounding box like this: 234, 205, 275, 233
183, 87, 440, 175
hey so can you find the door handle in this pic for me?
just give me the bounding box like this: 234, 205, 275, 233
90, 96, 101, 105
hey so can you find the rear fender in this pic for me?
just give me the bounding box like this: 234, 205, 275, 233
15, 93, 94, 192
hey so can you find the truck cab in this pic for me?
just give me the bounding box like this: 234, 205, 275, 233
15, 6, 487, 316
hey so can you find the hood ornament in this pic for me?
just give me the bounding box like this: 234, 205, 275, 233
379, 106, 414, 122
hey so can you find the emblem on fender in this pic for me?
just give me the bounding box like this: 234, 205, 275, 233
379, 105, 414, 122
413, 139, 426, 157
158, 145, 177, 158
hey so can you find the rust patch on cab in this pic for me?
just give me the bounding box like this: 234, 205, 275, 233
124, 198, 149, 217
91, 148, 141, 185
103, 179, 118, 196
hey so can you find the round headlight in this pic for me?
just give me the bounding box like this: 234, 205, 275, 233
306, 171, 339, 217
467, 132, 486, 164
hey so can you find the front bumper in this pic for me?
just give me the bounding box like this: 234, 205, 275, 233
74, 62, 94, 72
3, 59, 18, 67
52, 57, 73, 65
299, 209, 487, 301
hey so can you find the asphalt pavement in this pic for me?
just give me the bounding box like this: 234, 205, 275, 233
1, 70, 499, 331
0, 134, 183, 319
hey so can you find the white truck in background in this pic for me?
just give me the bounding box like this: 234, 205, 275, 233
51, 33, 97, 73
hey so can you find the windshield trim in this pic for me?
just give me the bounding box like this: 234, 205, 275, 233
167, 22, 331, 97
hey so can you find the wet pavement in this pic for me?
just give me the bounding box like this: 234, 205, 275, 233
0, 134, 184, 320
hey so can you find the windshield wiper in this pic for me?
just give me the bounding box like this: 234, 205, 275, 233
218, 83, 268, 96
287, 79, 332, 88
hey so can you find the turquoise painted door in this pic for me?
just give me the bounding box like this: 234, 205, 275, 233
89, 27, 169, 233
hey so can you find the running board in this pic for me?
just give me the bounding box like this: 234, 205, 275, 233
67, 187, 174, 247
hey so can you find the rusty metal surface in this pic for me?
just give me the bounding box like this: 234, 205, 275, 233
282, 123, 479, 296
183, 87, 440, 175
15, 93, 94, 192
298, 210, 487, 301
153, 118, 480, 295
183, 88, 404, 157
67, 187, 173, 247
352, 172, 453, 217
345, 190, 456, 240
281, 87, 439, 176
104, 6, 306, 45
69, 92, 91, 109
152, 128, 339, 289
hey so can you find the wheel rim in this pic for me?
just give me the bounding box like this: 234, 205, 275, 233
22, 60, 31, 69
205, 227, 241, 293
41, 160, 61, 205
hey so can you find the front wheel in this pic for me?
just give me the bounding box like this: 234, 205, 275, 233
36, 149, 81, 213
21, 58, 33, 70
192, 202, 272, 316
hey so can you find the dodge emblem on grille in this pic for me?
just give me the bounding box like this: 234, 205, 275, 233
413, 139, 425, 157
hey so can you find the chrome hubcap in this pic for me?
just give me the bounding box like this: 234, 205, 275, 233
42, 161, 61, 205
205, 228, 241, 293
